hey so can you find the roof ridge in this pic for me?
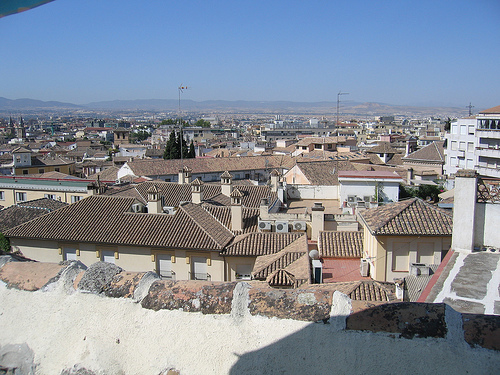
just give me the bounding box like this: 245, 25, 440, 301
179, 203, 233, 248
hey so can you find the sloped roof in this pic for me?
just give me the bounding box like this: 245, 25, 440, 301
318, 231, 363, 258
366, 142, 399, 154
403, 141, 445, 163
223, 232, 304, 256
201, 205, 259, 234
295, 136, 347, 146
125, 155, 294, 177
114, 181, 277, 209
4, 196, 234, 251
359, 198, 453, 236
267, 269, 296, 287
294, 160, 359, 185
479, 105, 500, 114
88, 166, 120, 182
0, 198, 67, 232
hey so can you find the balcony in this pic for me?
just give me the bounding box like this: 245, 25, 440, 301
476, 147, 500, 158
476, 166, 500, 179
476, 129, 500, 140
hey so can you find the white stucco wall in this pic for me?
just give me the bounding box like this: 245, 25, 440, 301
287, 185, 338, 200
0, 284, 498, 375
474, 203, 500, 249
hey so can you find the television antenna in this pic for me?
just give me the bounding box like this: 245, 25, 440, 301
336, 91, 349, 127
178, 85, 189, 165
466, 102, 474, 117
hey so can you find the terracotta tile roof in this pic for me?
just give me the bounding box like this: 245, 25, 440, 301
479, 105, 500, 114
125, 155, 294, 177
318, 231, 363, 258
223, 232, 304, 256
295, 136, 347, 146
359, 198, 453, 236
403, 141, 445, 163
304, 280, 396, 302
267, 269, 295, 287
88, 166, 120, 182
4, 196, 234, 251
253, 252, 305, 279
0, 198, 68, 232
294, 160, 360, 185
366, 142, 399, 154
202, 205, 259, 234
112, 181, 277, 209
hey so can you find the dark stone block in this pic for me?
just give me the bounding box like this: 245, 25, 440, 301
462, 314, 500, 351
346, 302, 447, 338
77, 262, 123, 294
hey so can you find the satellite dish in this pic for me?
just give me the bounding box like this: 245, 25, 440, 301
309, 250, 319, 260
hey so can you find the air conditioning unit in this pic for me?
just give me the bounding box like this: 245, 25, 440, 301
258, 220, 272, 231
132, 203, 145, 213
410, 263, 430, 276
347, 195, 356, 203
291, 221, 306, 231
275, 221, 289, 233
360, 259, 370, 277
163, 206, 175, 215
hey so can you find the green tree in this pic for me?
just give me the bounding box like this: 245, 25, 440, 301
0, 233, 11, 254
188, 140, 196, 158
194, 119, 211, 128
164, 130, 178, 159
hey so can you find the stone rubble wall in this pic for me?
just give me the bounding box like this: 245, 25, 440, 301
0, 257, 499, 374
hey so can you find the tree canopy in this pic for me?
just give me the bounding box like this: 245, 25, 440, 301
163, 130, 195, 160
194, 119, 211, 128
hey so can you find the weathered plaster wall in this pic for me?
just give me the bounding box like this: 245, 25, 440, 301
0, 260, 499, 375
475, 203, 500, 248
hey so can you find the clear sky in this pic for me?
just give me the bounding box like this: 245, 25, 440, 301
1, 0, 499, 109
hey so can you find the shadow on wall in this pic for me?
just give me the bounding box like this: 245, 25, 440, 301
229, 303, 500, 375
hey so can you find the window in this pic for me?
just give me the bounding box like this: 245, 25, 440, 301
392, 244, 410, 272
44, 194, 56, 200
236, 264, 252, 280
417, 243, 434, 264
451, 141, 457, 151
71, 195, 82, 203
157, 253, 175, 279
16, 192, 27, 202
55, 168, 60, 172
451, 124, 458, 134
459, 142, 466, 151
23, 170, 28, 175
450, 157, 457, 166
102, 250, 116, 264
460, 125, 467, 135
38, 169, 44, 174
0, 191, 4, 200
468, 125, 474, 135
191, 256, 209, 280
467, 142, 474, 152
63, 246, 78, 261
466, 159, 474, 169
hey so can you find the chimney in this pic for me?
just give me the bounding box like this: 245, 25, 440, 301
221, 171, 233, 197
452, 170, 478, 252
260, 197, 269, 220
407, 168, 414, 185
147, 185, 162, 214
311, 202, 325, 241
230, 188, 243, 232
191, 178, 204, 204
405, 140, 411, 157
270, 169, 280, 193
178, 166, 192, 185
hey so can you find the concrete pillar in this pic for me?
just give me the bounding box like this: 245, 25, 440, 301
191, 178, 203, 204
452, 170, 478, 252
231, 188, 243, 232
311, 202, 325, 242
259, 198, 269, 220
221, 171, 233, 197
147, 185, 162, 214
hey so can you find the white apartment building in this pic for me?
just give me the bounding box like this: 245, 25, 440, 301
444, 105, 500, 181
476, 105, 500, 178
444, 118, 477, 176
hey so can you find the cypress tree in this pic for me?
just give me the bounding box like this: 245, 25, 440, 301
188, 140, 196, 158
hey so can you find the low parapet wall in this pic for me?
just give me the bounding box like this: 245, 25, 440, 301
0, 258, 499, 374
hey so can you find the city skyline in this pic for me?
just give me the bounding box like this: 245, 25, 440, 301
1, 0, 499, 108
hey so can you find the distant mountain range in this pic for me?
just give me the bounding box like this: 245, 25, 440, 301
0, 96, 471, 117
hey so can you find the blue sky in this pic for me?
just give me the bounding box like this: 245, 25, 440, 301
1, 0, 499, 109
